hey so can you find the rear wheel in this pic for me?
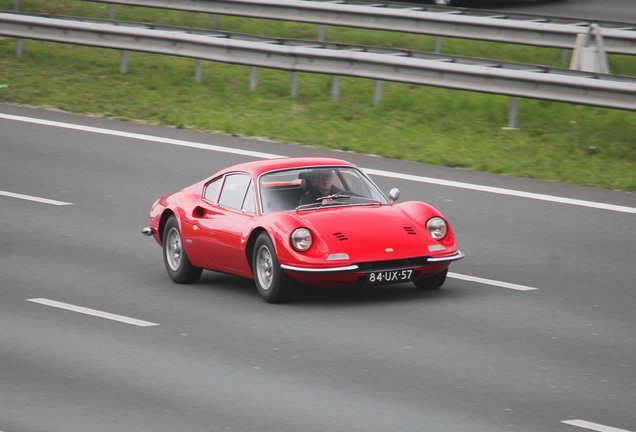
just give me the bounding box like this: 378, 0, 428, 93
163, 216, 202, 284
414, 269, 448, 290
252, 233, 295, 303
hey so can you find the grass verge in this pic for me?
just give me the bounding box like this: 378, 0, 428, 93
0, 0, 635, 191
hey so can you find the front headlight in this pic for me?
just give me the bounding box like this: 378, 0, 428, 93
426, 217, 447, 240
291, 228, 313, 251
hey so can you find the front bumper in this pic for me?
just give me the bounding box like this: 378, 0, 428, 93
280, 250, 464, 273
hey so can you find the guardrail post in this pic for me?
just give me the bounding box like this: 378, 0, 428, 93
561, 49, 569, 65
435, 36, 442, 53
109, 5, 116, 20
120, 50, 128, 73
14, 0, 22, 56
503, 97, 518, 130
570, 24, 610, 74
16, 38, 23, 57
195, 59, 203, 82
331, 76, 340, 101
210, 14, 217, 29
590, 23, 610, 73
250, 67, 258, 92
318, 24, 325, 42
374, 80, 382, 106
291, 71, 298, 97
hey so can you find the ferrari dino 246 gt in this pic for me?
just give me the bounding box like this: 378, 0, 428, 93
143, 157, 464, 303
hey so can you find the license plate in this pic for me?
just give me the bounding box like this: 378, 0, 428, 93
367, 269, 414, 284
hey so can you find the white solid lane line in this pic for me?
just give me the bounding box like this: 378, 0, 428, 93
0, 112, 280, 159
562, 419, 634, 432
448, 272, 539, 291
365, 168, 636, 215
2, 112, 635, 215
27, 298, 159, 327
0, 190, 73, 206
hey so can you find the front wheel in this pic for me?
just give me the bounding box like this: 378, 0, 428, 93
163, 216, 202, 284
252, 233, 295, 303
414, 269, 448, 290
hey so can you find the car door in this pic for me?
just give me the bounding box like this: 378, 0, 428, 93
192, 173, 256, 276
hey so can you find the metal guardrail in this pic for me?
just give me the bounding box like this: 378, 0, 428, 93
1, 12, 634, 111
82, 0, 636, 55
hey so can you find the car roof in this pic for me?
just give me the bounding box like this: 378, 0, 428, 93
217, 157, 358, 178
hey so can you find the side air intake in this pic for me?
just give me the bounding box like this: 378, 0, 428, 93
333, 232, 348, 241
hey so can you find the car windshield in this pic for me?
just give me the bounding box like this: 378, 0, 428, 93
259, 167, 389, 214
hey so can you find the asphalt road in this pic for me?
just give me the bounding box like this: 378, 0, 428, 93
433, 0, 636, 23
1, 103, 635, 432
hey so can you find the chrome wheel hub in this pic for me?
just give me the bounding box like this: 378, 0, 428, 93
256, 245, 273, 291
166, 227, 183, 271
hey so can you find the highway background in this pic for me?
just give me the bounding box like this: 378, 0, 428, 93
1, 1, 635, 431
455, 0, 636, 23
1, 102, 634, 432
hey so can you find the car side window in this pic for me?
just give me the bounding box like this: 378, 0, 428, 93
218, 173, 251, 210
204, 177, 222, 203
241, 181, 256, 214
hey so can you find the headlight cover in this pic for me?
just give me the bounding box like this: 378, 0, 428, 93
426, 217, 447, 240
291, 228, 313, 251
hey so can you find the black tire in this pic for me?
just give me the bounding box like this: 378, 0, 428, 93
162, 216, 202, 284
414, 269, 448, 290
252, 233, 295, 303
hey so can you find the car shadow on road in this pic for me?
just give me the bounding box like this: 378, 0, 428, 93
196, 271, 258, 294
286, 283, 474, 306
194, 271, 477, 305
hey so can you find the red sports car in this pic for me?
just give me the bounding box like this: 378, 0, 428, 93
142, 157, 464, 303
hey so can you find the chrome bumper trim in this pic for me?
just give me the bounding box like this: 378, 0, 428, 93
141, 226, 153, 236
426, 250, 465, 263
280, 264, 360, 273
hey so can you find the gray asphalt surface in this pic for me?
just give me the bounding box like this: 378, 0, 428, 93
1, 104, 634, 432
488, 0, 636, 23
447, 0, 636, 23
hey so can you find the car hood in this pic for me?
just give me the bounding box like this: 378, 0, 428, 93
295, 204, 445, 261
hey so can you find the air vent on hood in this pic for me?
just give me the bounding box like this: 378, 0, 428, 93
333, 232, 348, 241
403, 226, 417, 235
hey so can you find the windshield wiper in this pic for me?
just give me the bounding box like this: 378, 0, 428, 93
321, 194, 382, 205
295, 194, 382, 211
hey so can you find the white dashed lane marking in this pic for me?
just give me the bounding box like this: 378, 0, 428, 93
27, 298, 159, 327
561, 419, 635, 432
449, 272, 539, 291
0, 190, 73, 206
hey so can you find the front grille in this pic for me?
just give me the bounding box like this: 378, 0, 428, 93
356, 256, 430, 271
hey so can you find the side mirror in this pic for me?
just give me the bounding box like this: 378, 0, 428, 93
389, 188, 400, 203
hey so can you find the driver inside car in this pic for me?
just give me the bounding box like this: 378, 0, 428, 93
299, 169, 344, 205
